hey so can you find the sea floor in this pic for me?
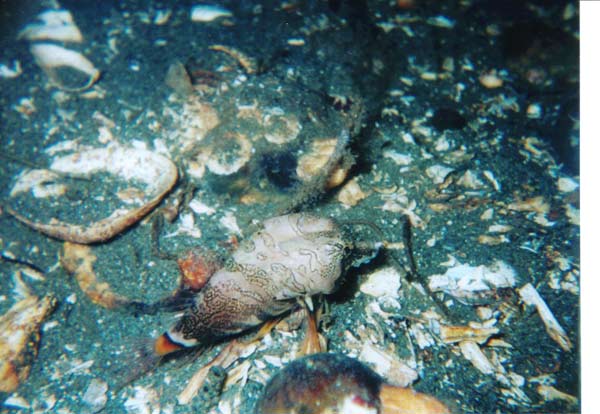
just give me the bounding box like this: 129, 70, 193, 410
0, 1, 579, 413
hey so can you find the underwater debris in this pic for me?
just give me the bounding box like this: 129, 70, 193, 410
82, 378, 108, 413
203, 132, 253, 176
8, 145, 178, 244
0, 60, 22, 79
209, 45, 258, 74
337, 178, 368, 208
61, 242, 130, 309
428, 260, 517, 304
358, 342, 419, 388
18, 9, 83, 43
0, 294, 56, 392
30, 43, 100, 92
437, 324, 499, 345
263, 110, 302, 145
178, 340, 257, 405
165, 61, 195, 97
190, 5, 233, 22
479, 70, 504, 89
536, 384, 578, 406
296, 138, 352, 189
255, 353, 449, 414
518, 283, 573, 352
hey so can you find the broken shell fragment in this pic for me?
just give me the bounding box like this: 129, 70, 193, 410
8, 145, 178, 244
296, 138, 350, 189
518, 283, 572, 352
338, 178, 368, 207
428, 260, 516, 304
190, 5, 232, 22
210, 45, 257, 74
438, 324, 499, 344
18, 9, 83, 43
178, 340, 256, 405
61, 242, 130, 308
30, 43, 100, 92
0, 294, 56, 392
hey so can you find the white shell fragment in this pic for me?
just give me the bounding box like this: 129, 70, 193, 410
428, 260, 517, 302
82, 378, 108, 413
18, 9, 83, 43
337, 179, 368, 207
190, 4, 232, 22
359, 342, 418, 387
8, 145, 178, 244
0, 60, 22, 79
30, 43, 100, 92
536, 384, 578, 405
518, 283, 573, 352
459, 341, 495, 375
360, 266, 401, 298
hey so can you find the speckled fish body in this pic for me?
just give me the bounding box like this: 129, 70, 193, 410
164, 213, 345, 349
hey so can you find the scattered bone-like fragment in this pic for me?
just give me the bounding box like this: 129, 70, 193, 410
0, 294, 56, 392
536, 384, 578, 405
518, 283, 573, 352
61, 242, 130, 309
459, 341, 495, 375
359, 342, 418, 387
428, 260, 516, 303
438, 324, 499, 344
8, 146, 178, 244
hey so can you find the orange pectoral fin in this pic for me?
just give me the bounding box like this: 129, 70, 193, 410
154, 333, 185, 356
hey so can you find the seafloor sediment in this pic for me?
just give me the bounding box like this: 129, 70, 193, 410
0, 1, 579, 413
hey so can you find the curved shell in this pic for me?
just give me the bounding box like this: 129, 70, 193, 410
8, 145, 178, 244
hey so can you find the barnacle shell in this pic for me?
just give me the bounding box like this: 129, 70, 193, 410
296, 138, 349, 188
203, 132, 253, 176
263, 110, 302, 144
0, 294, 56, 392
